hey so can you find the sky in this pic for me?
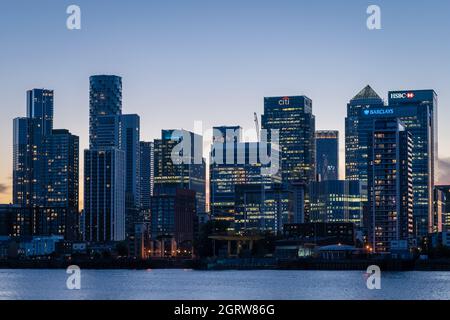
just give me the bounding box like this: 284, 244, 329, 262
0, 0, 450, 204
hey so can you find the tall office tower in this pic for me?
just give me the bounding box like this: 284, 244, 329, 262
309, 180, 364, 225
262, 96, 316, 185
84, 149, 126, 242
210, 126, 281, 222
388, 90, 438, 237
367, 119, 413, 253
89, 75, 122, 149
140, 141, 154, 209
315, 130, 339, 181
435, 186, 450, 230
13, 89, 55, 207
345, 85, 385, 184
153, 130, 206, 214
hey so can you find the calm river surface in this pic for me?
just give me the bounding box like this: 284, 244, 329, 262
0, 269, 449, 300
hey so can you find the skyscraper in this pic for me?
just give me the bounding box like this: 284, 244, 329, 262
388, 90, 438, 236
315, 130, 339, 181
346, 87, 438, 238
12, 90, 79, 240
210, 126, 281, 222
345, 85, 385, 185
153, 129, 206, 214
140, 141, 154, 210
41, 129, 79, 239
367, 118, 413, 253
85, 75, 127, 243
13, 89, 55, 207
309, 180, 364, 225
89, 75, 122, 149
84, 149, 126, 242
262, 96, 316, 185
120, 115, 141, 239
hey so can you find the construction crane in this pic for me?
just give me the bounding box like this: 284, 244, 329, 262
254, 112, 260, 142
253, 112, 265, 231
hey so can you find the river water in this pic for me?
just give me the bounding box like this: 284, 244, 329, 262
0, 269, 449, 300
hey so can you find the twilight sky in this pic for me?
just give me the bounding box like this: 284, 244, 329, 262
1, 0, 450, 203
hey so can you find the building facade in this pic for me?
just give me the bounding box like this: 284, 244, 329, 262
315, 130, 339, 181
140, 141, 154, 210
388, 90, 438, 237
210, 125, 281, 222
262, 96, 316, 185
153, 129, 206, 214
435, 185, 449, 231
345, 85, 385, 186
309, 180, 364, 225
234, 184, 296, 235
367, 118, 414, 253
84, 149, 126, 242
89, 75, 122, 149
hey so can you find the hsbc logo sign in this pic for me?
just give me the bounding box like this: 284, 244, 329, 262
390, 92, 415, 99
278, 97, 290, 106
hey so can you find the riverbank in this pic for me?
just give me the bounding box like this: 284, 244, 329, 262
1, 257, 450, 271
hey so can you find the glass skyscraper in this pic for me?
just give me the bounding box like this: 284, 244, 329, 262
84, 149, 126, 242
345, 87, 437, 238
345, 85, 385, 185
85, 75, 128, 242
315, 130, 339, 181
262, 96, 316, 186
89, 75, 122, 149
388, 90, 438, 237
153, 129, 206, 214
210, 125, 281, 223
12, 89, 79, 240
309, 180, 364, 225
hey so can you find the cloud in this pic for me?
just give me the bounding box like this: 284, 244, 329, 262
438, 158, 450, 185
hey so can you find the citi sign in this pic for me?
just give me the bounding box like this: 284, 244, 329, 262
278, 97, 290, 105
364, 109, 394, 116
390, 92, 415, 99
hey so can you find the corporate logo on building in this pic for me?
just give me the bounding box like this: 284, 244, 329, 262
278, 97, 290, 106
363, 108, 395, 116
390, 92, 415, 99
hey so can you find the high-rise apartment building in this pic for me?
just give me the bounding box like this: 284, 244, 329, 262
367, 118, 413, 253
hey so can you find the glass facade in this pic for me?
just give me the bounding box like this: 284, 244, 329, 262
89, 75, 122, 149
315, 130, 339, 181
12, 90, 79, 240
309, 180, 364, 225
210, 126, 280, 223
234, 184, 295, 235
153, 130, 206, 216
262, 96, 316, 185
84, 149, 126, 242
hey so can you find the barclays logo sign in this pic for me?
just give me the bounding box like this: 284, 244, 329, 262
363, 109, 395, 116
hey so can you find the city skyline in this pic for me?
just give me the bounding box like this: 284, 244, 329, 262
2, 0, 450, 204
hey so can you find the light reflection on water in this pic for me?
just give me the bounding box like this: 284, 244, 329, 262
0, 269, 449, 300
